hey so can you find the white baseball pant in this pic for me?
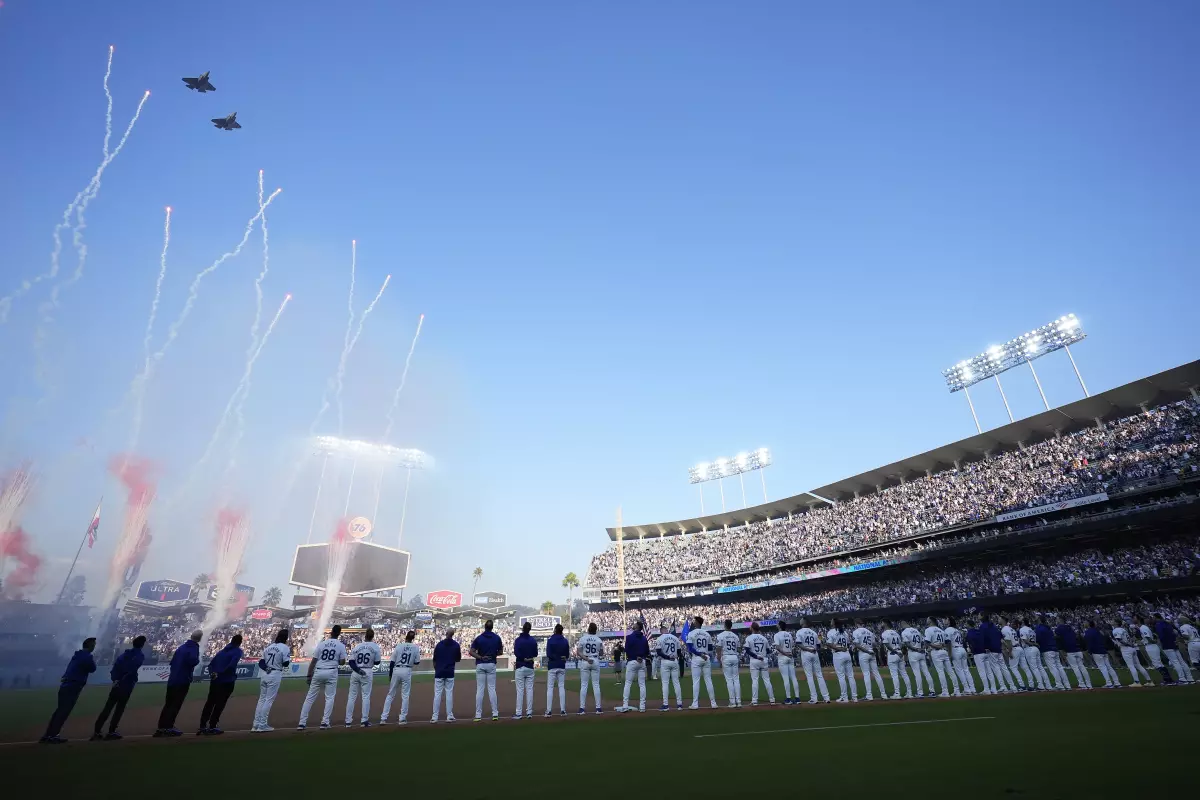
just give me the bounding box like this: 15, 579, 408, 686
857, 652, 887, 699
380, 666, 412, 722
475, 663, 499, 718
1119, 646, 1150, 684
344, 670, 374, 724
1041, 650, 1069, 690
972, 654, 996, 694
1143, 643, 1163, 669
951, 647, 975, 694
1023, 646, 1050, 689
930, 650, 959, 696
546, 667, 567, 713
1090, 653, 1120, 687
579, 660, 602, 710
1006, 648, 1031, 688
513, 666, 535, 717
800, 651, 830, 701
299, 669, 338, 726
1188, 641, 1200, 667
651, 655, 661, 681
719, 655, 742, 707
832, 652, 856, 701
1162, 649, 1193, 683
623, 659, 647, 710
659, 659, 682, 707
689, 656, 717, 708
907, 651, 933, 695
776, 654, 798, 701
253, 672, 282, 728
887, 653, 914, 698
988, 652, 1017, 692
748, 658, 775, 704
1064, 652, 1091, 689
432, 676, 455, 721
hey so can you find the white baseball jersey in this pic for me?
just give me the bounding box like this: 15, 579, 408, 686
312, 638, 348, 672
901, 627, 924, 652
1179, 623, 1199, 643
687, 628, 713, 657
1001, 625, 1020, 647
881, 629, 903, 655
744, 633, 770, 661
924, 626, 946, 649
943, 626, 964, 648
261, 642, 291, 673
391, 642, 421, 668
656, 633, 682, 660
1138, 624, 1157, 645
1018, 626, 1036, 646
826, 629, 849, 650
772, 630, 795, 657
349, 641, 382, 673
1111, 627, 1134, 648
851, 627, 876, 653
576, 633, 604, 664
796, 627, 820, 652
716, 630, 741, 658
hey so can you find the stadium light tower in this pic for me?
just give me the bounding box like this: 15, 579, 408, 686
688, 448, 771, 514
942, 314, 1088, 433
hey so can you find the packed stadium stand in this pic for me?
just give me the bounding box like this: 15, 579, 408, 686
583, 361, 1200, 638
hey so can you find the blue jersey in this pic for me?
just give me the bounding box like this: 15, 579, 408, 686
471, 631, 502, 664
209, 643, 244, 683
1155, 621, 1177, 650
964, 628, 984, 654
979, 621, 1003, 653
1055, 625, 1080, 653
168, 640, 200, 686
513, 633, 538, 669
624, 631, 649, 660
1083, 628, 1108, 656
433, 638, 461, 678
110, 647, 145, 691
61, 649, 97, 687
1034, 624, 1057, 653
546, 634, 570, 669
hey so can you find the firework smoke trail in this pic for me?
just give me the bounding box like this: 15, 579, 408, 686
100, 456, 156, 612
0, 469, 33, 538
371, 314, 425, 518
305, 518, 356, 655
101, 45, 115, 158
199, 508, 252, 650
126, 206, 172, 454
334, 272, 391, 434
307, 241, 357, 437
0, 528, 42, 600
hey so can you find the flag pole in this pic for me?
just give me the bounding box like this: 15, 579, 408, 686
56, 497, 101, 604
616, 506, 627, 660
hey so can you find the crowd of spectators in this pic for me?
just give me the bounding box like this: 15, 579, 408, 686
582, 535, 1200, 632
587, 399, 1200, 588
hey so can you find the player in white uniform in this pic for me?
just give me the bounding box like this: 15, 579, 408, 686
1000, 620, 1032, 689
1111, 622, 1150, 686
655, 625, 684, 711
252, 629, 292, 732
380, 630, 421, 724
795, 618, 830, 703
685, 618, 718, 709
902, 623, 934, 697
1178, 615, 1200, 670
923, 619, 960, 697
1135, 616, 1170, 683
298, 625, 348, 730
827, 620, 857, 703
715, 620, 743, 708
1150, 613, 1194, 684
851, 620, 887, 701
773, 621, 799, 704
880, 622, 913, 699
943, 618, 976, 695
743, 622, 776, 705
575, 623, 605, 714
344, 629, 382, 727
1017, 620, 1051, 691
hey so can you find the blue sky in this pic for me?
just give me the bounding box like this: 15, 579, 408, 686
0, 1, 1197, 608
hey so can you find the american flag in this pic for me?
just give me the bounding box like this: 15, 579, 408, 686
86, 500, 101, 548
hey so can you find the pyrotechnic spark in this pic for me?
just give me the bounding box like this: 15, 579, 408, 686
126, 206, 172, 453
371, 313, 425, 521
101, 456, 156, 612
246, 170, 269, 356
305, 518, 356, 655
0, 528, 42, 600
309, 241, 357, 436
221, 293, 293, 477
0, 469, 33, 537
335, 272, 391, 434
102, 45, 114, 158
199, 508, 252, 648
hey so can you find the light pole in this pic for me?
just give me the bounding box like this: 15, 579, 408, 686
689, 449, 772, 511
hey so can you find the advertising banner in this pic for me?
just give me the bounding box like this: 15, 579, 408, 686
995, 492, 1108, 523
473, 591, 508, 608
426, 590, 463, 609
208, 583, 255, 603
519, 614, 560, 633
136, 580, 190, 603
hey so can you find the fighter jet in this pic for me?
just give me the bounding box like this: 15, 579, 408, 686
182, 71, 216, 92
211, 112, 242, 130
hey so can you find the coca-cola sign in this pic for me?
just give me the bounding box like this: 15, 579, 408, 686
250, 608, 273, 620
426, 590, 462, 609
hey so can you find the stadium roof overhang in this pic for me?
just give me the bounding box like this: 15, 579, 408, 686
606, 358, 1200, 540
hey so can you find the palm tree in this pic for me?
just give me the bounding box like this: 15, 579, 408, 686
263, 586, 283, 607
191, 573, 210, 600
562, 572, 580, 634
471, 567, 483, 600
540, 600, 555, 616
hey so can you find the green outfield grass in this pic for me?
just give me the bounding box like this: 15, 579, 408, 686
4, 666, 1199, 798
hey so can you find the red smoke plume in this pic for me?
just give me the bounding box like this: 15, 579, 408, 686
0, 527, 42, 598
108, 455, 157, 507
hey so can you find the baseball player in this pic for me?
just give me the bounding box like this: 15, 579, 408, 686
715, 620, 743, 708
923, 618, 960, 697
1000, 619, 1032, 690
620, 620, 649, 713
1034, 617, 1069, 690
298, 625, 347, 730
1135, 615, 1172, 685
380, 630, 421, 724
1054, 620, 1089, 689
1111, 621, 1150, 686
1153, 613, 1194, 684
851, 619, 887, 701
773, 620, 799, 704
575, 623, 605, 714
901, 622, 934, 697
512, 621, 538, 719
685, 616, 718, 709
470, 619, 504, 721
826, 619, 857, 703
1178, 615, 1200, 669
795, 618, 830, 703
743, 622, 776, 705
880, 621, 913, 699
964, 623, 995, 695
980, 614, 1017, 693
651, 631, 661, 682
943, 618, 976, 695
1017, 619, 1051, 691
1083, 620, 1120, 688
345, 628, 382, 727
431, 628, 460, 723
545, 623, 571, 716
655, 624, 684, 711
252, 628, 292, 732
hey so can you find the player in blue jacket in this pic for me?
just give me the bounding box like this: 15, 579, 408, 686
1034, 618, 1068, 690
198, 634, 244, 735
512, 622, 539, 719
1154, 614, 1194, 684
470, 620, 504, 721
155, 629, 202, 737
979, 614, 1017, 693
620, 621, 650, 713
432, 628, 462, 723
1083, 620, 1121, 688
40, 637, 97, 744
92, 635, 146, 741
545, 624, 571, 717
